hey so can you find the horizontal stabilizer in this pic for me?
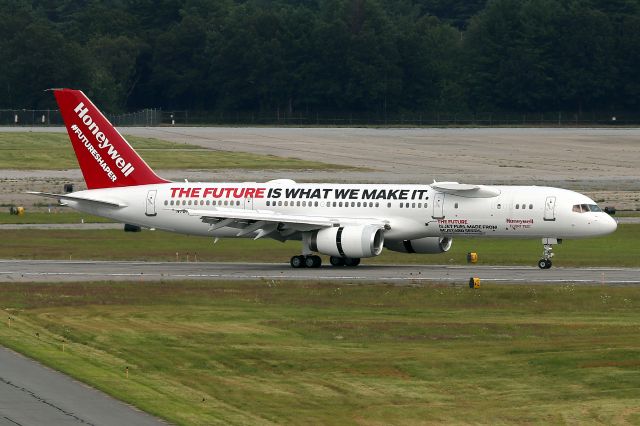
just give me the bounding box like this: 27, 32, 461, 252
26, 191, 127, 208
431, 182, 500, 198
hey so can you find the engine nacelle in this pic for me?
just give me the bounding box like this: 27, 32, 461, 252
310, 225, 384, 258
385, 237, 452, 254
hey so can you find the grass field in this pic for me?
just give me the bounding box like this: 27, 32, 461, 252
0, 280, 639, 424
0, 224, 638, 267
0, 211, 112, 224
0, 132, 347, 170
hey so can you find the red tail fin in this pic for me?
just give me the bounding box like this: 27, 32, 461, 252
54, 89, 168, 189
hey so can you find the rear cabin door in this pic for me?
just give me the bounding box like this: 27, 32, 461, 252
544, 196, 556, 221
145, 190, 157, 217
432, 192, 445, 219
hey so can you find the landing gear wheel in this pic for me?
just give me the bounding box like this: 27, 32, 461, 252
290, 255, 306, 268
538, 259, 552, 269
344, 257, 361, 267
330, 256, 345, 267
305, 255, 322, 268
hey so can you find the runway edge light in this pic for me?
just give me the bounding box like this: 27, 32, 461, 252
469, 277, 481, 289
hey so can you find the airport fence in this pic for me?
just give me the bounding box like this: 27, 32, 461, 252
0, 108, 161, 126
2, 108, 640, 126
164, 110, 640, 126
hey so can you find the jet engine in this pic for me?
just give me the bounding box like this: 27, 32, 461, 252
310, 225, 384, 258
385, 236, 452, 254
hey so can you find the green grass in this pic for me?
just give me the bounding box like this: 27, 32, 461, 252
1, 280, 639, 424
0, 132, 348, 170
0, 224, 638, 267
0, 211, 112, 224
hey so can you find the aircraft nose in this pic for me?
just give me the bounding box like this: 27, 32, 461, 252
600, 214, 618, 235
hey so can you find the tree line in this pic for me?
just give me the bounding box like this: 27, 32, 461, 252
1, 0, 639, 114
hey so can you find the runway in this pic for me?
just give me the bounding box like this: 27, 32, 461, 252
1, 260, 639, 285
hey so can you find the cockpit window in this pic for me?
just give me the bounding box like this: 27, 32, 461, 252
572, 204, 602, 213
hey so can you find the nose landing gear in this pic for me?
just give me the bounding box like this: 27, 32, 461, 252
538, 238, 560, 269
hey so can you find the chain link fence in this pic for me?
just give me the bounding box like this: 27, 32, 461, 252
1, 108, 638, 126
0, 108, 161, 126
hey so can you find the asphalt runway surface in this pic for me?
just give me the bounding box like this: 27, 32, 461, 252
0, 347, 164, 426
1, 260, 639, 285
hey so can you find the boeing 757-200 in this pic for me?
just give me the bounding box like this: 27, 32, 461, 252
30, 89, 617, 269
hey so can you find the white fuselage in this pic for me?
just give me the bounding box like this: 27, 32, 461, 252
64, 181, 617, 242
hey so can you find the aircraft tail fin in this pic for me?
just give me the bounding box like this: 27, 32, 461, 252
53, 88, 168, 189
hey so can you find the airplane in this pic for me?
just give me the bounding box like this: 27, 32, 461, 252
30, 89, 617, 269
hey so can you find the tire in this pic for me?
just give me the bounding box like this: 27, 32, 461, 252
290, 255, 305, 268
545, 260, 552, 269
330, 256, 345, 267
344, 257, 361, 267
305, 255, 322, 268
538, 259, 548, 269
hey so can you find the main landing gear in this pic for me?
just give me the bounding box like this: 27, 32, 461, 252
289, 255, 362, 268
538, 238, 559, 269
290, 255, 322, 268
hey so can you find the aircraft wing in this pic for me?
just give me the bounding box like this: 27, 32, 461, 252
431, 182, 500, 198
26, 191, 127, 208
179, 208, 388, 240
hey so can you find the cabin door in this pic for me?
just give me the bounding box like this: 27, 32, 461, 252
145, 190, 157, 217
544, 196, 556, 221
432, 192, 445, 219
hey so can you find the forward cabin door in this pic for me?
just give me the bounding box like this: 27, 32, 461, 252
432, 192, 445, 219
544, 196, 556, 221
145, 190, 157, 216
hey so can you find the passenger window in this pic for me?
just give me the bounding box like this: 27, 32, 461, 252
387, 203, 391, 208
529, 204, 533, 209
400, 203, 403, 208
266, 201, 270, 206
357, 202, 361, 207
339, 202, 343, 207
284, 201, 288, 206
515, 204, 519, 209
454, 203, 458, 209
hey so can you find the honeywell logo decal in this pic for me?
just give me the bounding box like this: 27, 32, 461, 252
70, 102, 134, 182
